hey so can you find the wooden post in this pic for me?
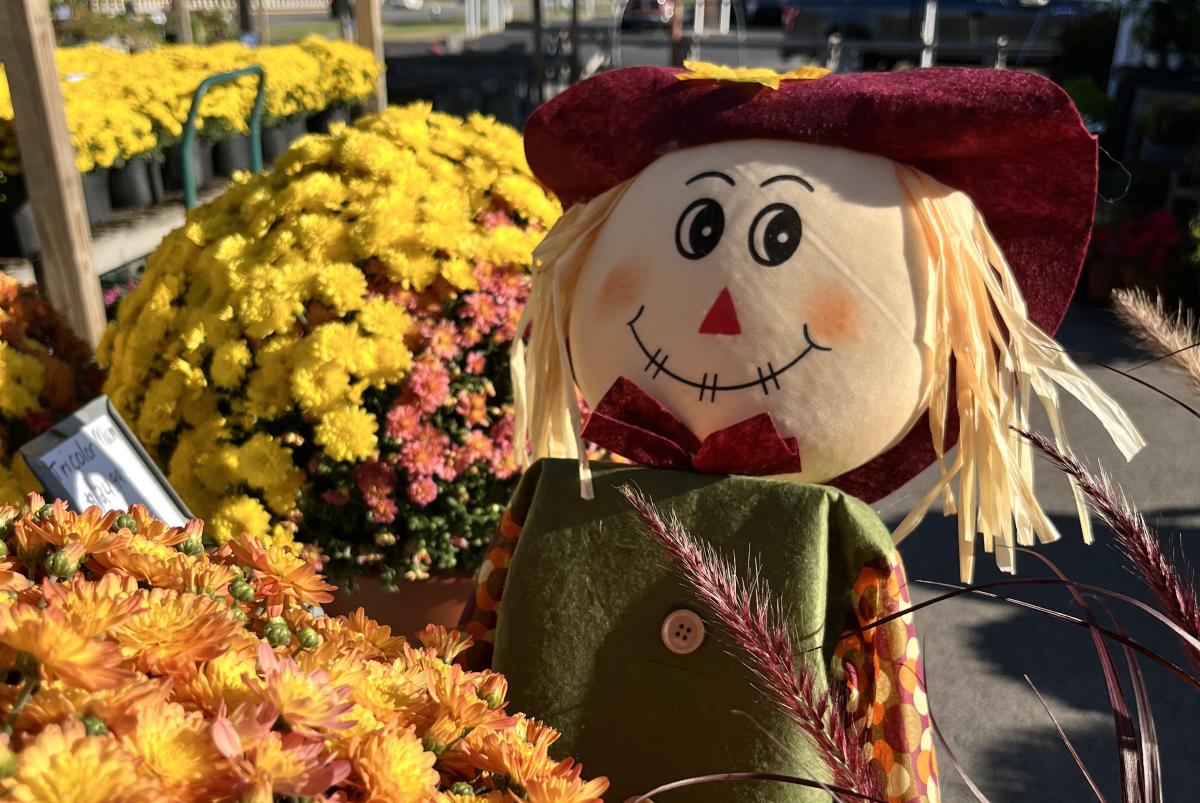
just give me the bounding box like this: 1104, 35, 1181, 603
174, 0, 193, 44
356, 0, 387, 113
0, 0, 106, 347
257, 2, 271, 44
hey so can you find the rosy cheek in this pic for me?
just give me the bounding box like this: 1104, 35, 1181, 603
804, 287, 860, 345
596, 261, 643, 318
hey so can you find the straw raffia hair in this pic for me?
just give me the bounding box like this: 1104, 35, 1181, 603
511, 165, 1143, 581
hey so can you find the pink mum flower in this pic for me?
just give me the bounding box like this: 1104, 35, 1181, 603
421, 320, 461, 362
400, 426, 455, 481
384, 402, 422, 442
455, 391, 489, 427
465, 352, 487, 374
407, 477, 438, 506
321, 489, 350, 507
407, 357, 451, 414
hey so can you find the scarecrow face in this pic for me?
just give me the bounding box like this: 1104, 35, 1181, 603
568, 139, 931, 483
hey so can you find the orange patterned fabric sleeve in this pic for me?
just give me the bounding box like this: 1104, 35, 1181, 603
832, 551, 940, 803
457, 505, 524, 670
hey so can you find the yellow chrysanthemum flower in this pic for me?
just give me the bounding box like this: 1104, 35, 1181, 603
1, 722, 162, 803
247, 643, 354, 737
351, 723, 440, 801
313, 404, 379, 463
120, 700, 235, 802
0, 604, 129, 691
675, 59, 830, 90
208, 494, 273, 544
111, 588, 243, 675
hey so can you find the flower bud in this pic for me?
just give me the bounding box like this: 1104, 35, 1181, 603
450, 783, 475, 796
44, 548, 80, 579
0, 745, 14, 779
265, 622, 291, 647
111, 513, 137, 533
229, 579, 255, 602
177, 537, 204, 557
34, 505, 53, 522
231, 607, 249, 624
477, 671, 508, 710
81, 713, 108, 736
296, 627, 320, 650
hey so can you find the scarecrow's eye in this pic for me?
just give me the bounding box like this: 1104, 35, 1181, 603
748, 203, 802, 267
675, 198, 725, 261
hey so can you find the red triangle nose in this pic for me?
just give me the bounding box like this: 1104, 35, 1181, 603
699, 288, 741, 335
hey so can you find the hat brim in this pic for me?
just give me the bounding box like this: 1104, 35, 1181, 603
525, 65, 1097, 502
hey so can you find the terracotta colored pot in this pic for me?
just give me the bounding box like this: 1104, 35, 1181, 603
323, 573, 476, 641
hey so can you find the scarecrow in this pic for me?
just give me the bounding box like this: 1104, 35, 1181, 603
462, 63, 1144, 802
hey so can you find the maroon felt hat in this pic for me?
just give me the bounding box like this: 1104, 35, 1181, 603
524, 65, 1098, 502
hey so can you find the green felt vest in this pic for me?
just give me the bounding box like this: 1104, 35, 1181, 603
492, 459, 897, 802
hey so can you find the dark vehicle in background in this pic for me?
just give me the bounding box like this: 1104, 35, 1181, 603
780, 0, 1109, 67
621, 0, 676, 28
622, 0, 784, 30
745, 0, 788, 26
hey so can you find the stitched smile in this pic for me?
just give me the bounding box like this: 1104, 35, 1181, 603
626, 305, 831, 402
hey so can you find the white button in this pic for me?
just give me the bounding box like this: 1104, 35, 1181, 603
660, 608, 705, 655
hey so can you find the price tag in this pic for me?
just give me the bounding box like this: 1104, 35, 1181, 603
20, 397, 191, 525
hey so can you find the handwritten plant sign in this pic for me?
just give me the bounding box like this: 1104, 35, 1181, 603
20, 396, 191, 526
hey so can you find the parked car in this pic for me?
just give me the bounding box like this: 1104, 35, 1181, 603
780, 0, 1107, 67
621, 0, 675, 28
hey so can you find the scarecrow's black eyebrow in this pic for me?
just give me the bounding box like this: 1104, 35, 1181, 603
761, 174, 815, 192
686, 170, 735, 186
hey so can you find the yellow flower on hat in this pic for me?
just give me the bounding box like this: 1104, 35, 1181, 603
675, 60, 830, 90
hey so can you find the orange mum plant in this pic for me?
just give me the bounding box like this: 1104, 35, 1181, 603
0, 495, 607, 802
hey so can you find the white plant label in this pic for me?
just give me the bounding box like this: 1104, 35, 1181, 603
39, 416, 188, 526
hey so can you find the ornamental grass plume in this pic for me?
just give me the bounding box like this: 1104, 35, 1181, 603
0, 274, 103, 505
1019, 429, 1200, 671
1112, 288, 1200, 399
620, 484, 884, 799
99, 103, 561, 584
0, 494, 606, 802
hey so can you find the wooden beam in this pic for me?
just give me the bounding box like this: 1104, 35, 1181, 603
356, 0, 387, 114
0, 0, 106, 347
174, 0, 193, 44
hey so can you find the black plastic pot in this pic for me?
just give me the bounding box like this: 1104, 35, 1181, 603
82, 168, 112, 227
0, 176, 27, 257
109, 157, 159, 209
262, 117, 310, 164
13, 201, 39, 257
306, 104, 353, 134
162, 140, 215, 193
212, 134, 252, 176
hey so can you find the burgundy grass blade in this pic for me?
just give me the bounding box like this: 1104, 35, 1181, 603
1100, 603, 1162, 803
844, 577, 1200, 692
620, 484, 885, 800
631, 771, 886, 802
1019, 428, 1200, 671
1023, 674, 1107, 802
927, 708, 991, 803
1018, 549, 1141, 803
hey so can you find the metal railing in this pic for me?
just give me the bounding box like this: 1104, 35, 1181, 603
180, 66, 266, 209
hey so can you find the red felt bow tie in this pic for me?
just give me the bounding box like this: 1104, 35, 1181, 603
581, 377, 803, 476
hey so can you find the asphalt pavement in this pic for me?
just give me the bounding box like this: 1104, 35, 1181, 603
886, 301, 1200, 801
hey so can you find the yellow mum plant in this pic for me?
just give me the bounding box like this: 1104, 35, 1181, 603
0, 37, 381, 177
0, 494, 608, 801
100, 103, 560, 585
0, 274, 103, 505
